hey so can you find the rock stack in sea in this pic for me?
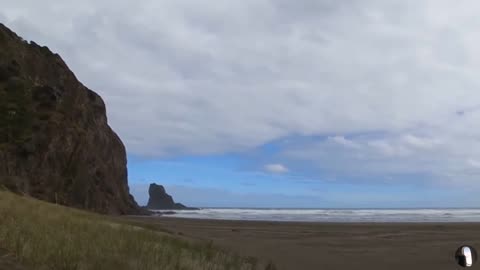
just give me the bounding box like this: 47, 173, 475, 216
146, 183, 195, 210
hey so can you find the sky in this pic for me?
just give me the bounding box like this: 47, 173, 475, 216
2, 0, 480, 208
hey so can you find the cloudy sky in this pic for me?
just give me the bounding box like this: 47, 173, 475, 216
3, 0, 480, 207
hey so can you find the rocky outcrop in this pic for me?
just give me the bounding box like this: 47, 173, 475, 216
147, 183, 193, 210
0, 23, 139, 214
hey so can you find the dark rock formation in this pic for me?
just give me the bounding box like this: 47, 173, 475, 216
0, 23, 139, 214
147, 183, 194, 210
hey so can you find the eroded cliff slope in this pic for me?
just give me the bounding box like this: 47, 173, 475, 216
0, 23, 139, 214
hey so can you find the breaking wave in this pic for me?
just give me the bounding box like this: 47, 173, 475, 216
152, 208, 480, 222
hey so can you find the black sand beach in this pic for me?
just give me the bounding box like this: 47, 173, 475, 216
127, 216, 480, 270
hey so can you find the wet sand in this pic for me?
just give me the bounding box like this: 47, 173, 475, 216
127, 217, 480, 270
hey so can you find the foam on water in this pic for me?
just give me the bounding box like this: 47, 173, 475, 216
151, 208, 480, 222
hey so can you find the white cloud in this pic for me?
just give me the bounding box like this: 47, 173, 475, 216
367, 140, 411, 157
283, 110, 480, 186
264, 164, 289, 174
3, 0, 480, 186
329, 136, 361, 149
402, 135, 441, 149
467, 159, 480, 169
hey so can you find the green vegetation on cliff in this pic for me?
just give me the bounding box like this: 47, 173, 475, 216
0, 191, 261, 270
0, 62, 33, 148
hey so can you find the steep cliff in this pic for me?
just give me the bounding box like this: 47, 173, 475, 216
0, 23, 139, 214
147, 183, 193, 210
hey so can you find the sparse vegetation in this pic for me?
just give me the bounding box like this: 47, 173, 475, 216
0, 74, 34, 147
0, 190, 264, 270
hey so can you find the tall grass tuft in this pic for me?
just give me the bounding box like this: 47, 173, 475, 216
0, 190, 266, 270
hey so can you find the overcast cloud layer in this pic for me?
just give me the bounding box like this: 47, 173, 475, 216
2, 0, 480, 186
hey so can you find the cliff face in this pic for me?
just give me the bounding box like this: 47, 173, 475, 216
147, 183, 190, 210
0, 23, 139, 214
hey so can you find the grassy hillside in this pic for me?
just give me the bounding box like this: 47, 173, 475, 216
0, 190, 262, 270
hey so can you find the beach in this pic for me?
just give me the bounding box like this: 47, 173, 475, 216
127, 216, 480, 270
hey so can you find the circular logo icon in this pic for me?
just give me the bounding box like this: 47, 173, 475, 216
456, 246, 478, 268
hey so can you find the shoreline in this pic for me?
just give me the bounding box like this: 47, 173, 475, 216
146, 207, 480, 223
155, 215, 480, 224
126, 216, 480, 270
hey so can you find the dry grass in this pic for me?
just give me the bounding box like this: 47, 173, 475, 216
0, 190, 263, 270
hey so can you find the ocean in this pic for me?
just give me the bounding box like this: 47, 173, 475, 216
152, 208, 480, 222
